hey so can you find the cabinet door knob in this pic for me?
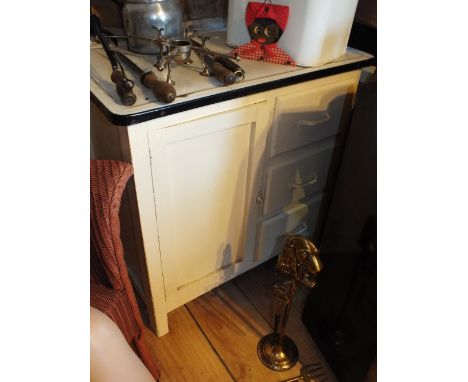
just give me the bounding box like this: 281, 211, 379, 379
256, 194, 264, 205
256, 193, 264, 215
290, 174, 318, 189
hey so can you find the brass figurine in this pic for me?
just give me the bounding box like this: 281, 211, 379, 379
257, 235, 323, 371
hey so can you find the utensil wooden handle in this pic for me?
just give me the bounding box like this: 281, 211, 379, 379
111, 70, 137, 106
214, 56, 244, 75
210, 61, 236, 85
141, 71, 176, 103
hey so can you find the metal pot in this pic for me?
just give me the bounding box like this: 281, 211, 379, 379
170, 39, 192, 64
121, 0, 184, 54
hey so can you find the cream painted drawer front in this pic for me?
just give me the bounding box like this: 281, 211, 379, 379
263, 138, 335, 216
270, 75, 357, 157
257, 195, 323, 261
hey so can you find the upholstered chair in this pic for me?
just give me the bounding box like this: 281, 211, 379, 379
90, 160, 160, 380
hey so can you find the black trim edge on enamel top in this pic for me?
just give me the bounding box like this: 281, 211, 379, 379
91, 58, 375, 127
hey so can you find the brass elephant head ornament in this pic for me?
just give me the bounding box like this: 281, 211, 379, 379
276, 235, 323, 288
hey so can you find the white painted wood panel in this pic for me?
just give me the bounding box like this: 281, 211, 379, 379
166, 122, 250, 286
257, 195, 323, 261
263, 137, 335, 216
270, 72, 359, 157
148, 103, 267, 312
127, 127, 170, 336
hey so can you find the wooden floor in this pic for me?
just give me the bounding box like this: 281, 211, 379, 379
142, 261, 337, 382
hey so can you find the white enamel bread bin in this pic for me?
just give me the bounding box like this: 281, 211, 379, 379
227, 0, 359, 67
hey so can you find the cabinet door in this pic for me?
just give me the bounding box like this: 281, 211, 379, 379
148, 103, 267, 311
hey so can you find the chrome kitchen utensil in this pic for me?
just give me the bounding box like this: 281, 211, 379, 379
257, 236, 323, 371
91, 14, 137, 106
115, 51, 176, 103
121, 0, 184, 54
190, 37, 244, 81
279, 363, 328, 382
150, 38, 183, 85
170, 39, 192, 64
190, 36, 237, 85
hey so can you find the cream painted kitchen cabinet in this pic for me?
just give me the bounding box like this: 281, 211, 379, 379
91, 46, 370, 336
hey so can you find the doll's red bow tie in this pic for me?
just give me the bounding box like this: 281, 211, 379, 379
232, 40, 296, 66
243, 40, 277, 57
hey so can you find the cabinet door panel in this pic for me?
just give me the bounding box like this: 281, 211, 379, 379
166, 123, 249, 284
148, 104, 264, 308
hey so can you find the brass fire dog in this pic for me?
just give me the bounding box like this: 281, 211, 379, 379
257, 235, 323, 371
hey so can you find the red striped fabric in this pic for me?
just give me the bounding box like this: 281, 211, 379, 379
90, 160, 160, 380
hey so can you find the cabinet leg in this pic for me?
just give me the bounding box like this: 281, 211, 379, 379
154, 310, 169, 337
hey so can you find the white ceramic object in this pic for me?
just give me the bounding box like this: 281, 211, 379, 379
227, 0, 359, 66
227, 0, 251, 47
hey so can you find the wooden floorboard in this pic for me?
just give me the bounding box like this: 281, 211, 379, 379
186, 282, 303, 381
142, 262, 337, 381
143, 307, 233, 382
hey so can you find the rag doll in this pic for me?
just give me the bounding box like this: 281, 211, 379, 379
232, 1, 295, 66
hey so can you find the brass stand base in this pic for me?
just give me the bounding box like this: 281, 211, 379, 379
257, 333, 299, 371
